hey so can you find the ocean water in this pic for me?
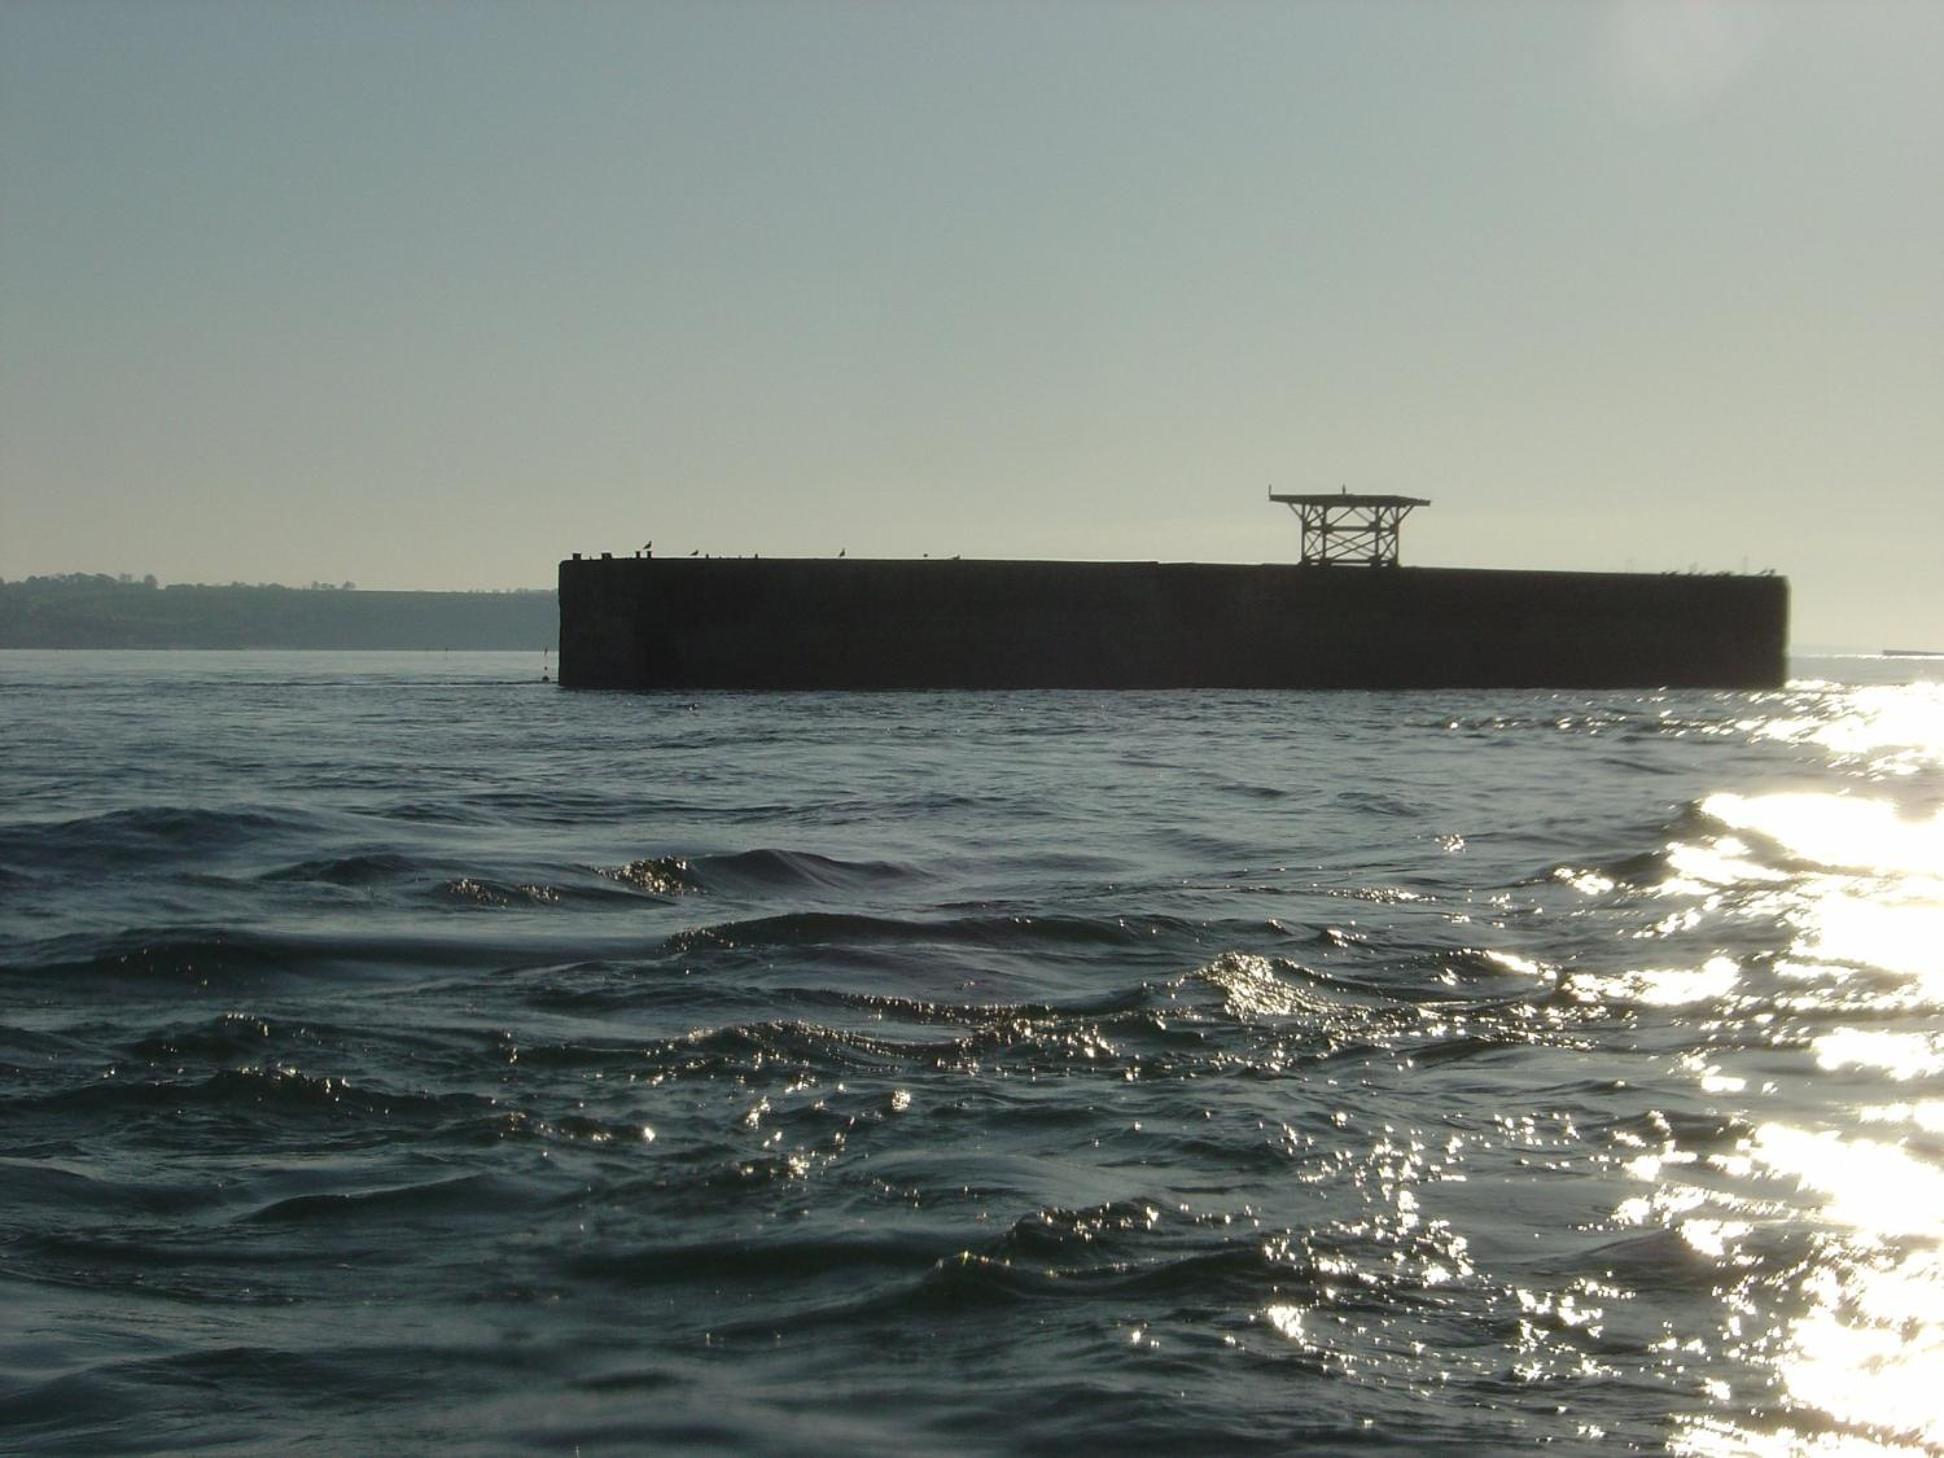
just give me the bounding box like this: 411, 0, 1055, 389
2, 650, 1941, 1456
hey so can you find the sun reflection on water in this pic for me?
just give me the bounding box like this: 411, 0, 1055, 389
1727, 1124, 1944, 1452
1696, 791, 1944, 1002
1568, 955, 1743, 1008
1702, 791, 1944, 879
1227, 682, 1944, 1448
1635, 680, 1944, 1454
1813, 1029, 1944, 1081
1658, 1113, 1944, 1457
1758, 680, 1944, 775
1752, 1123, 1944, 1238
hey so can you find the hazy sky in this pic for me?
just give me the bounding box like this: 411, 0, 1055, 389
3, 1, 1938, 646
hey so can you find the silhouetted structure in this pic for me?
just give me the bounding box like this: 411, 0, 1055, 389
1269, 489, 1430, 566
557, 556, 1788, 690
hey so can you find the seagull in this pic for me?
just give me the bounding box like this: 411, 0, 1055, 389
838, 548, 846, 558
689, 549, 699, 557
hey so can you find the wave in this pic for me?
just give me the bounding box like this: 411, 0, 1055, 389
594, 855, 702, 896
244, 1172, 523, 1224
1434, 706, 1708, 738
2, 1064, 486, 1125
303, 847, 932, 911
665, 910, 1195, 954
0, 803, 320, 868
689, 847, 919, 892
559, 1232, 944, 1287
1182, 947, 1541, 1015
260, 852, 418, 885
438, 876, 569, 908
0, 1158, 225, 1219
4, 927, 328, 985
1533, 847, 1673, 890
588, 848, 920, 899
1, 925, 512, 984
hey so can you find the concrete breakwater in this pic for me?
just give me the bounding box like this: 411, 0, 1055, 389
558, 556, 1787, 690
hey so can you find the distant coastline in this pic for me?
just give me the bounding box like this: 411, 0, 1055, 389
0, 576, 556, 650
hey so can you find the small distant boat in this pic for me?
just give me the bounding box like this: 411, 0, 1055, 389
1882, 648, 1944, 658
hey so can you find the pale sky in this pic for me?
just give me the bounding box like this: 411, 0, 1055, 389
2, 1, 1939, 647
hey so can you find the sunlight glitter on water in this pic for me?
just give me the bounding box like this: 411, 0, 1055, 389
1759, 681, 1944, 774
1739, 1128, 1944, 1452
1662, 689, 1944, 1455
1702, 791, 1944, 879
1699, 790, 1944, 996
1752, 1124, 1944, 1238
1661, 1127, 1944, 1457
1812, 1029, 1944, 1081
1568, 955, 1741, 1008
14, 656, 1944, 1454
1794, 894, 1944, 992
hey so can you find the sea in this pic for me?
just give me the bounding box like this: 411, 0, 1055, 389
2, 650, 1941, 1456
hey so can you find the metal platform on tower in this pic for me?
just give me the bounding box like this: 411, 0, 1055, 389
1269, 489, 1430, 567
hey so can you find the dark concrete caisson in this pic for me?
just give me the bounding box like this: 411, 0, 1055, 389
558, 556, 1787, 691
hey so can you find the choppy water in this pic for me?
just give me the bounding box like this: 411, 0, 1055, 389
3, 650, 1942, 1456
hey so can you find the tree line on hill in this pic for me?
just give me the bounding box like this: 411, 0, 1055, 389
0, 575, 557, 650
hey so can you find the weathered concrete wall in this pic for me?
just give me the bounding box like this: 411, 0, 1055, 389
558, 557, 1788, 690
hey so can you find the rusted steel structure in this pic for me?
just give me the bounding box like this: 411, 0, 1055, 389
1269, 490, 1430, 567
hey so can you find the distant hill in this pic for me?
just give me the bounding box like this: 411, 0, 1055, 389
0, 576, 557, 650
